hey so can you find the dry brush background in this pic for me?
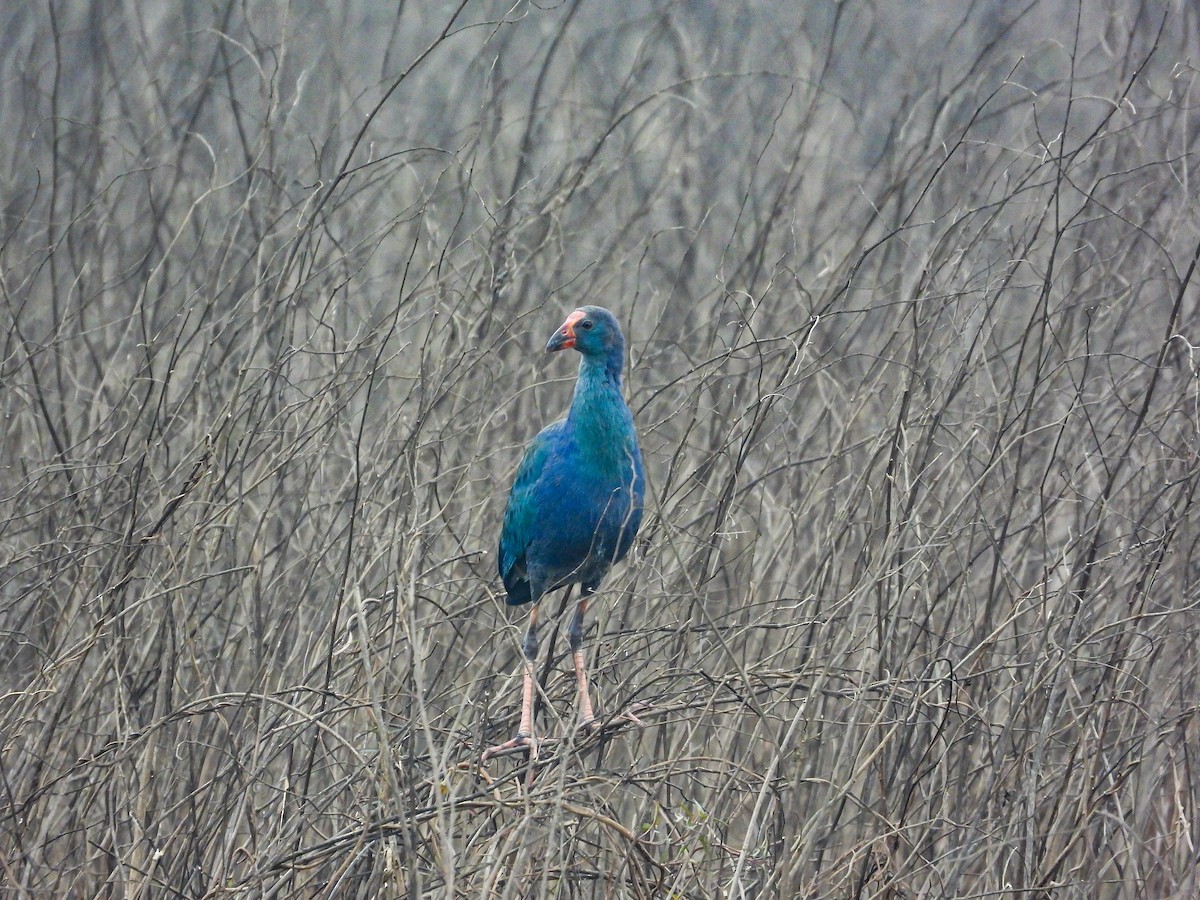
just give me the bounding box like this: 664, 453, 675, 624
2, 1, 1200, 897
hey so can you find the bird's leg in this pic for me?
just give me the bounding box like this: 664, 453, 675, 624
517, 607, 539, 741
570, 591, 649, 733
482, 605, 540, 761
568, 594, 597, 730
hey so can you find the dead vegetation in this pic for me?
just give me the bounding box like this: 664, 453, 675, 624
2, 1, 1199, 896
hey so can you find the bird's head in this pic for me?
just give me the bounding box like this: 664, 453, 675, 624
545, 306, 624, 360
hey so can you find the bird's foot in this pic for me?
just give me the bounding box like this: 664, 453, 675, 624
481, 732, 538, 762
577, 701, 649, 734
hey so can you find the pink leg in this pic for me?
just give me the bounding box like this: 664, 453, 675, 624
570, 595, 648, 732
573, 648, 595, 727
569, 596, 597, 729
483, 606, 540, 760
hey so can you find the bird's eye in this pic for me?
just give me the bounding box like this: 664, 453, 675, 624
580, 319, 594, 330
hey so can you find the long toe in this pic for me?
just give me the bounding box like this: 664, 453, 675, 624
585, 703, 650, 733
618, 707, 647, 728
481, 733, 537, 762
617, 701, 651, 727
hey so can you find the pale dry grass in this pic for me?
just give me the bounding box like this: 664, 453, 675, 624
2, 2, 1199, 897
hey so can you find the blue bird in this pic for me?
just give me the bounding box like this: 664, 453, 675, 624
483, 306, 645, 762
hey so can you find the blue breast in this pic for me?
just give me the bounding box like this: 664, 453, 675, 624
498, 357, 644, 606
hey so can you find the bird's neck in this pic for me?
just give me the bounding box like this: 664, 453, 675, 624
572, 354, 623, 402
568, 356, 631, 458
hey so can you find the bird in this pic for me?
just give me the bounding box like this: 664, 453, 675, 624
483, 306, 645, 763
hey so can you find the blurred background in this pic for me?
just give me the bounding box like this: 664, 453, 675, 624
1, 1, 1198, 896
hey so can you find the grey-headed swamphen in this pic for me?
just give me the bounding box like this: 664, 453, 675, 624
483, 306, 645, 762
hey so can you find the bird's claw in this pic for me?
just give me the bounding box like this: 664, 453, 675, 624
481, 733, 538, 762
578, 702, 649, 734
615, 706, 648, 728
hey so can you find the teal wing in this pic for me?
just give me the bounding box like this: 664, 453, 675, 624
498, 419, 566, 605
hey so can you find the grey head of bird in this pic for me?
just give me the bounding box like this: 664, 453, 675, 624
544, 306, 625, 364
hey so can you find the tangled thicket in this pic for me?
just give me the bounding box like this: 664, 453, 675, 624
2, 2, 1199, 897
